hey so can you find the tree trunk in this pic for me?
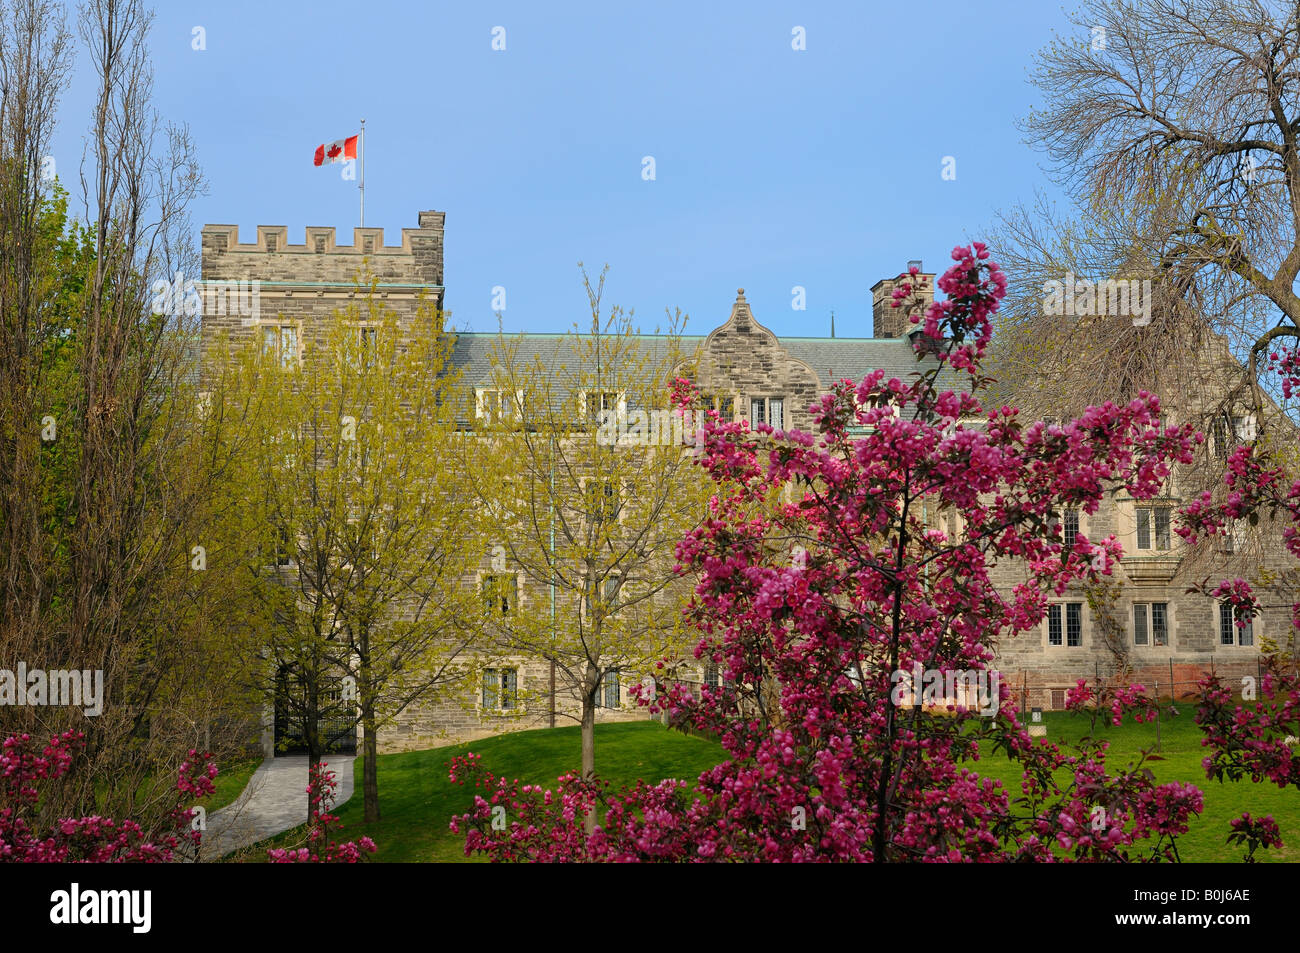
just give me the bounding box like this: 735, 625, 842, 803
362, 713, 379, 823
306, 673, 322, 825
359, 644, 380, 822
581, 663, 598, 835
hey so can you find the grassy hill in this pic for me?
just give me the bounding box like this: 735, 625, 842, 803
244, 711, 1297, 862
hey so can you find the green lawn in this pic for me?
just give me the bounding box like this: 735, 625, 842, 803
208, 758, 261, 812
253, 721, 725, 862
960, 710, 1300, 863
244, 712, 1297, 862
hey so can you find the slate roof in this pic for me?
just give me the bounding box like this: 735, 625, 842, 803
447, 331, 959, 394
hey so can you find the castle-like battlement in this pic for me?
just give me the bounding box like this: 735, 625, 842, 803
198, 210, 447, 380
201, 209, 445, 292
202, 209, 444, 258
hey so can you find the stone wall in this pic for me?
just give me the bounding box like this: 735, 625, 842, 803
198, 210, 445, 382
691, 289, 823, 433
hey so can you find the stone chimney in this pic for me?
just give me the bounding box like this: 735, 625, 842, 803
871, 263, 934, 338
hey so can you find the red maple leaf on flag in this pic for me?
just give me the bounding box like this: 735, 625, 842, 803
327, 144, 342, 160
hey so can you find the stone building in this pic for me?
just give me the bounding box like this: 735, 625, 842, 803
201, 209, 1287, 753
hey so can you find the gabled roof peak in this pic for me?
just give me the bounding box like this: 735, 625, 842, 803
725, 286, 767, 334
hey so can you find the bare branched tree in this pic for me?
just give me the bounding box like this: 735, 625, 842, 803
1013, 0, 1300, 409
987, 0, 1300, 638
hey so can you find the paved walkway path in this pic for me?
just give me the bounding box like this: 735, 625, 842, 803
201, 754, 356, 860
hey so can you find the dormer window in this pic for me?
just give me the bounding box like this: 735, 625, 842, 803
1211, 413, 1256, 459
749, 397, 784, 430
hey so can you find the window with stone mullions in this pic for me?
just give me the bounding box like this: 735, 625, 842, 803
1048, 603, 1082, 647
1136, 506, 1171, 551
1062, 509, 1079, 551
750, 397, 785, 430
600, 669, 620, 709
262, 325, 298, 369
1212, 414, 1254, 459
585, 481, 618, 524
586, 391, 618, 418
358, 325, 376, 369
482, 667, 518, 710
1133, 602, 1168, 646
1219, 602, 1254, 646
481, 574, 516, 614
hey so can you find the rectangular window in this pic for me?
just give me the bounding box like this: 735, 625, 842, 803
273, 525, 293, 567
704, 663, 720, 692
1063, 509, 1079, 551
1212, 416, 1229, 459
481, 574, 517, 615
1047, 603, 1082, 646
586, 391, 618, 419
1136, 507, 1171, 551
1219, 520, 1246, 554
1154, 508, 1170, 550
1134, 602, 1168, 646
358, 326, 376, 369
482, 668, 518, 710
1066, 602, 1083, 646
747, 397, 785, 430
705, 394, 735, 419
476, 389, 495, 419
262, 325, 298, 368
280, 326, 297, 368
601, 669, 620, 709
1213, 415, 1255, 458
1219, 602, 1254, 646
585, 481, 618, 524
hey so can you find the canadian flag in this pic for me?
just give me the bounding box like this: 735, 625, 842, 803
313, 134, 358, 166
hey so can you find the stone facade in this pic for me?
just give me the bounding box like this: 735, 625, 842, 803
202, 210, 1287, 753
198, 211, 445, 386
690, 289, 823, 433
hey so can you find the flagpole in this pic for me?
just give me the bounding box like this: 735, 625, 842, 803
359, 118, 365, 227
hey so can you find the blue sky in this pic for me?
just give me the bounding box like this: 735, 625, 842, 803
51, 0, 1079, 337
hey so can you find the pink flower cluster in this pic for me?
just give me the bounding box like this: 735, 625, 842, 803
0, 731, 217, 862
1227, 812, 1283, 862
266, 762, 376, 863
1268, 346, 1300, 400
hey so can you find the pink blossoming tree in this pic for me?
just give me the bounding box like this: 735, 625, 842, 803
450, 246, 1293, 862
0, 730, 216, 862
